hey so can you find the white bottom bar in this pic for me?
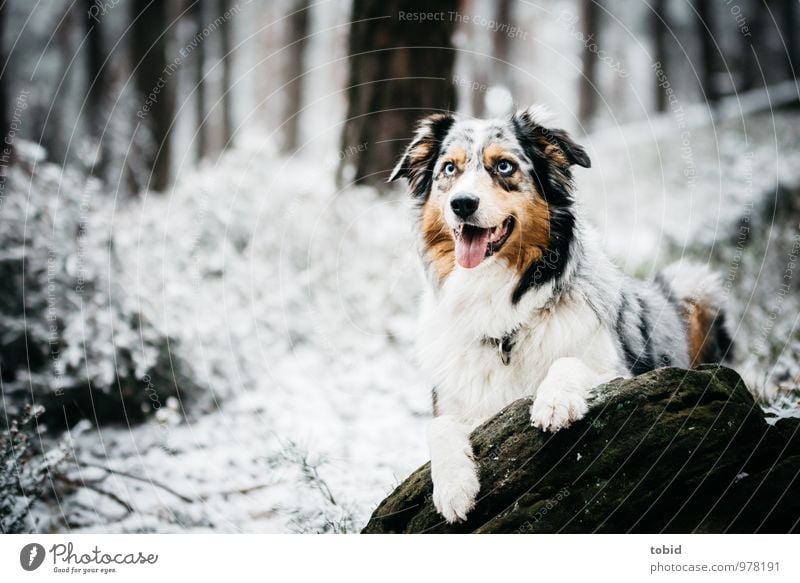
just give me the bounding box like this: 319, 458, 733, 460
0, 534, 796, 582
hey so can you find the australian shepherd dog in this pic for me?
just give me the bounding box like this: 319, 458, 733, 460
389, 106, 733, 524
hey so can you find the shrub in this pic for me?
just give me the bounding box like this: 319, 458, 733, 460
0, 404, 65, 533
0, 146, 197, 430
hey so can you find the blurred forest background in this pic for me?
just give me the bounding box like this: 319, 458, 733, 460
1, 0, 799, 533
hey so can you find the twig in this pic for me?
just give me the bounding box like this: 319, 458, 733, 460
83, 483, 135, 514
274, 437, 339, 506
57, 476, 134, 515
78, 461, 194, 503
300, 456, 337, 506
197, 482, 274, 501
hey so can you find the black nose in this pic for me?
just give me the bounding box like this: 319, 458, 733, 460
450, 194, 479, 219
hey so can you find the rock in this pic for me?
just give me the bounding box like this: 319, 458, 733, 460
362, 366, 800, 533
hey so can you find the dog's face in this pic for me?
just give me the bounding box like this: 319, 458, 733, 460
390, 107, 590, 285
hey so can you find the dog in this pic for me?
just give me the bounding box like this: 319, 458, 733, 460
389, 106, 733, 524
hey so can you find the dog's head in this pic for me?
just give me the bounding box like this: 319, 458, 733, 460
389, 106, 590, 294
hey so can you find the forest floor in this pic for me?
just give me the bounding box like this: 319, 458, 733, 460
43, 107, 800, 533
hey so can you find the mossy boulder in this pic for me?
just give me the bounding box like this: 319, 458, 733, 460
363, 366, 800, 533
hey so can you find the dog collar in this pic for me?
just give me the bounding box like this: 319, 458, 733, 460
483, 328, 519, 366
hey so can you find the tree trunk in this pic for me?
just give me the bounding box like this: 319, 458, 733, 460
219, 0, 234, 149
282, 0, 310, 152
83, 0, 108, 176
192, 0, 208, 160
738, 6, 761, 92
578, 0, 600, 126
651, 0, 668, 112
363, 366, 800, 533
459, 0, 488, 118
489, 0, 513, 102
694, 0, 718, 104
493, 0, 512, 71
339, 0, 458, 188
782, 0, 798, 80
131, 0, 174, 192
42, 5, 75, 165
0, 3, 7, 163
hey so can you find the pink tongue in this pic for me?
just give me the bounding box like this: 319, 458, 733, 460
456, 227, 491, 269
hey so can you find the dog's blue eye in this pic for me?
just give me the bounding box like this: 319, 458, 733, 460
443, 162, 457, 176
496, 160, 514, 175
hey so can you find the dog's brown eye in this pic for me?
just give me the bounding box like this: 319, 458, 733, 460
443, 162, 457, 176
496, 160, 514, 175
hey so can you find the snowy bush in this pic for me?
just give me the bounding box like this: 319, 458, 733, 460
0, 404, 65, 533
0, 145, 198, 429
710, 181, 800, 402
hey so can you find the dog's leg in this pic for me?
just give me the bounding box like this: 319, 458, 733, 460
530, 357, 610, 432
428, 415, 480, 524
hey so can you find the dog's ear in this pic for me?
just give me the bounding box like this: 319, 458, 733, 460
544, 128, 591, 169
512, 107, 591, 170
389, 112, 455, 198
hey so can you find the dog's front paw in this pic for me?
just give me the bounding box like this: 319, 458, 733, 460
530, 387, 588, 432
432, 458, 480, 523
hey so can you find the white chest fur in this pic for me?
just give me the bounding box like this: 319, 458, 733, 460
417, 260, 621, 425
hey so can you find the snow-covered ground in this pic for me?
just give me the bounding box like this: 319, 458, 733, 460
39, 106, 800, 533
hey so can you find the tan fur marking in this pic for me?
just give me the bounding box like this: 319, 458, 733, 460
543, 144, 568, 167
410, 141, 431, 162
481, 145, 525, 190
684, 300, 713, 366
482, 144, 511, 166
421, 196, 455, 281
435, 147, 467, 192
443, 146, 467, 167
494, 190, 550, 276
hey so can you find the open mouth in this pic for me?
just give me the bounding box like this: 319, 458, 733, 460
453, 217, 515, 269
